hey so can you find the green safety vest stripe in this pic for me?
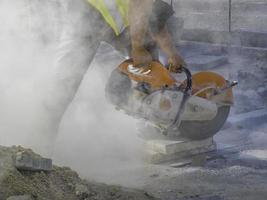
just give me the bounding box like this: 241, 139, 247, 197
115, 0, 129, 26
87, 0, 129, 36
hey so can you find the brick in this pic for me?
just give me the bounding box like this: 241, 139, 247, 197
15, 151, 52, 172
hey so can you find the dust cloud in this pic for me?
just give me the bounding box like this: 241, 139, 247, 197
0, 0, 56, 146
0, 0, 146, 187
1, 0, 266, 189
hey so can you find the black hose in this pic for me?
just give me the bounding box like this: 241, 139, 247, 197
181, 66, 192, 94
163, 66, 192, 135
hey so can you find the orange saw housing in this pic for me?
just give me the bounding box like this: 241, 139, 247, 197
118, 60, 233, 105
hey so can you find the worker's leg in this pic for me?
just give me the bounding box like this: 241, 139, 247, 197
111, 28, 159, 60
36, 0, 113, 154
149, 0, 185, 70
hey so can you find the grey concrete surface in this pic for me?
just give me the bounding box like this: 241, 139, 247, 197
186, 55, 228, 69
173, 0, 267, 33
181, 29, 267, 48
228, 108, 267, 129
172, 0, 267, 49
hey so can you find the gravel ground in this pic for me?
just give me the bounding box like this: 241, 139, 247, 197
0, 146, 159, 200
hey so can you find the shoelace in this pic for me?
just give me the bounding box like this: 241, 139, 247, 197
128, 64, 152, 76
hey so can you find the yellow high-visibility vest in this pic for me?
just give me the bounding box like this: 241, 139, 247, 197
87, 0, 129, 36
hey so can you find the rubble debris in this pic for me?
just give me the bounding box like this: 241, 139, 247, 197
0, 145, 158, 200
6, 195, 33, 200
75, 183, 90, 199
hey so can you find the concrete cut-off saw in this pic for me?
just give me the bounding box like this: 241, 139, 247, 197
105, 60, 238, 140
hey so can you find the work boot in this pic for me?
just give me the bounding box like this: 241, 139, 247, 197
127, 64, 152, 76
130, 47, 153, 76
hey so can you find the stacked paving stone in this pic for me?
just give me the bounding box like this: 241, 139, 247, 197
145, 137, 216, 164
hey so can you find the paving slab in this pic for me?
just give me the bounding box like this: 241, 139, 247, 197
15, 151, 52, 172
147, 143, 216, 164
145, 137, 216, 164
170, 153, 209, 168
186, 55, 228, 69
146, 137, 214, 155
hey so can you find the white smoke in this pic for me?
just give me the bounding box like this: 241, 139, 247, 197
0, 0, 55, 145
53, 45, 147, 187
0, 0, 146, 187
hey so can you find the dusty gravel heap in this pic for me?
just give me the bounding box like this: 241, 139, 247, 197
0, 145, 157, 200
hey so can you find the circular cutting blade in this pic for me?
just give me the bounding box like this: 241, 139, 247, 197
178, 105, 231, 140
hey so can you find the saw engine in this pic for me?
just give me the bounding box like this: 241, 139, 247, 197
105, 60, 237, 140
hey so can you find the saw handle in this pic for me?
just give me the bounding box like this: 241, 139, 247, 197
167, 63, 192, 93
180, 66, 192, 94
163, 66, 192, 135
